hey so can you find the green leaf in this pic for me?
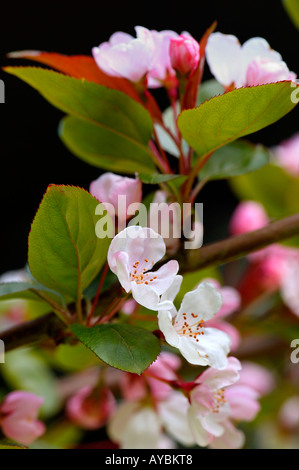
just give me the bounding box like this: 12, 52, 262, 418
28, 185, 110, 300
59, 116, 154, 174
199, 140, 269, 180
0, 440, 27, 449
282, 0, 299, 29
178, 82, 298, 159
138, 173, 187, 184
5, 67, 155, 173
230, 164, 299, 218
72, 323, 161, 374
0, 281, 65, 305
230, 164, 299, 246
197, 79, 224, 105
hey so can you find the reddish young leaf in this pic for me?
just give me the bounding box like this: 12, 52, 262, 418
7, 50, 162, 122
7, 50, 141, 102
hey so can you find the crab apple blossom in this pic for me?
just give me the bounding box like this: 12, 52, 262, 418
92, 28, 153, 83
275, 133, 299, 177
108, 402, 174, 449
229, 201, 269, 236
206, 32, 296, 89
66, 386, 116, 430
158, 278, 231, 369
107, 225, 179, 310
121, 352, 181, 402
92, 26, 178, 88
89, 172, 142, 225
169, 34, 200, 76
202, 279, 241, 351
188, 357, 249, 448
237, 361, 275, 397
279, 396, 299, 431
148, 190, 181, 255
0, 391, 45, 445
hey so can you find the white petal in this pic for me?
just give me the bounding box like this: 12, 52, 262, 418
177, 328, 230, 369
146, 260, 179, 295
107, 401, 139, 444
108, 226, 165, 274
113, 251, 131, 292
178, 281, 222, 321
121, 407, 162, 449
158, 310, 180, 347
187, 406, 213, 447
158, 392, 195, 446
131, 282, 160, 310
161, 275, 183, 303
197, 357, 241, 391
209, 420, 245, 449
206, 32, 243, 87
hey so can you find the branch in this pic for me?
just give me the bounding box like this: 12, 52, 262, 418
181, 212, 299, 272
0, 313, 67, 352
1, 213, 299, 353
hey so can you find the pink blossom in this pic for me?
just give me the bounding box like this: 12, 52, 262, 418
121, 352, 181, 402
66, 386, 116, 430
237, 361, 275, 397
188, 357, 245, 448
169, 34, 200, 76
121, 298, 138, 315
92, 29, 153, 83
275, 133, 299, 177
246, 57, 297, 86
0, 391, 45, 445
90, 172, 142, 225
279, 396, 299, 431
148, 191, 181, 255
229, 201, 269, 236
92, 27, 178, 88
206, 33, 296, 88
187, 358, 261, 448
107, 226, 179, 311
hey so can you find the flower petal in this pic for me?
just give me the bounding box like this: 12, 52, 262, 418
158, 391, 195, 446
108, 226, 165, 275
158, 310, 180, 347
196, 357, 241, 391
206, 32, 242, 87
178, 281, 222, 321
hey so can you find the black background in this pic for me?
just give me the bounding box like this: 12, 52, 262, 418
1, 0, 299, 274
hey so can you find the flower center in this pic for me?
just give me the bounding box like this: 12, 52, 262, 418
212, 388, 226, 413
130, 260, 156, 285
175, 312, 205, 340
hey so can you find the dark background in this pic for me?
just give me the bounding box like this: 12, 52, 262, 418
0, 0, 299, 274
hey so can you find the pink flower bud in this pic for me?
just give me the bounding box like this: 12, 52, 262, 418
230, 201, 268, 236
276, 133, 299, 177
89, 172, 142, 224
0, 391, 45, 445
66, 386, 116, 430
169, 34, 200, 76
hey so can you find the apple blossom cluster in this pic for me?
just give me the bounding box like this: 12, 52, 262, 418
92, 27, 296, 91
2, 21, 299, 451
